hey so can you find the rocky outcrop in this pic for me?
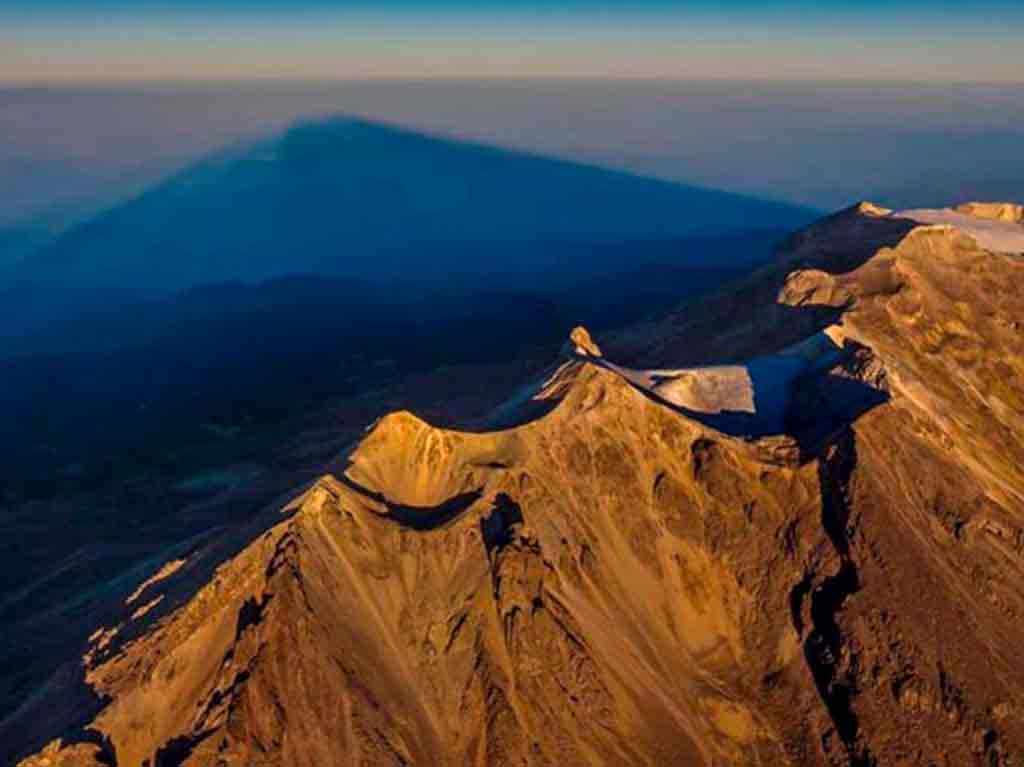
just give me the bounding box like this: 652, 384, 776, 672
568, 325, 603, 358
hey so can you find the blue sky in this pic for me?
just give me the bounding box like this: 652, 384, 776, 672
3, 1, 1023, 81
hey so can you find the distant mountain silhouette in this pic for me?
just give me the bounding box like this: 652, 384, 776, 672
0, 118, 815, 493
15, 117, 816, 296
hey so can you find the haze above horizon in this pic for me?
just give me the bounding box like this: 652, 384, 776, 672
4, 1, 1024, 82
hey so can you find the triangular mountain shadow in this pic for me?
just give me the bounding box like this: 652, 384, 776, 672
16, 117, 818, 296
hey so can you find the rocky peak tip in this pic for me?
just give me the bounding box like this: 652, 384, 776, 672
854, 201, 893, 217
568, 326, 602, 358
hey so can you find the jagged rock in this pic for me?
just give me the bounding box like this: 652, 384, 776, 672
569, 325, 603, 357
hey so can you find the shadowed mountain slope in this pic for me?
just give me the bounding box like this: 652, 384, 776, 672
0, 118, 813, 495
12, 117, 815, 296
11, 202, 1024, 766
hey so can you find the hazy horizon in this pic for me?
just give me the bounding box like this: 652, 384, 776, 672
5, 76, 1024, 86
4, 1, 1024, 83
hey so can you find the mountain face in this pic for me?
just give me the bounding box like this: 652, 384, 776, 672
12, 118, 814, 297
12, 203, 1024, 766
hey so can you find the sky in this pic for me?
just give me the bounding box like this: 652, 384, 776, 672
2, 1, 1024, 82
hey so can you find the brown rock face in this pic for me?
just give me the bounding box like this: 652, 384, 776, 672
15, 202, 1024, 766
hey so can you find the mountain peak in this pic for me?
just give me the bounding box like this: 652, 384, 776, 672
853, 200, 893, 217
569, 325, 603, 358
15, 201, 1024, 767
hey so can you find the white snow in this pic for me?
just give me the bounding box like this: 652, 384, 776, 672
894, 208, 1024, 253
602, 361, 756, 415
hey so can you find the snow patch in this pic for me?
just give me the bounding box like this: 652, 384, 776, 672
894, 208, 1024, 253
